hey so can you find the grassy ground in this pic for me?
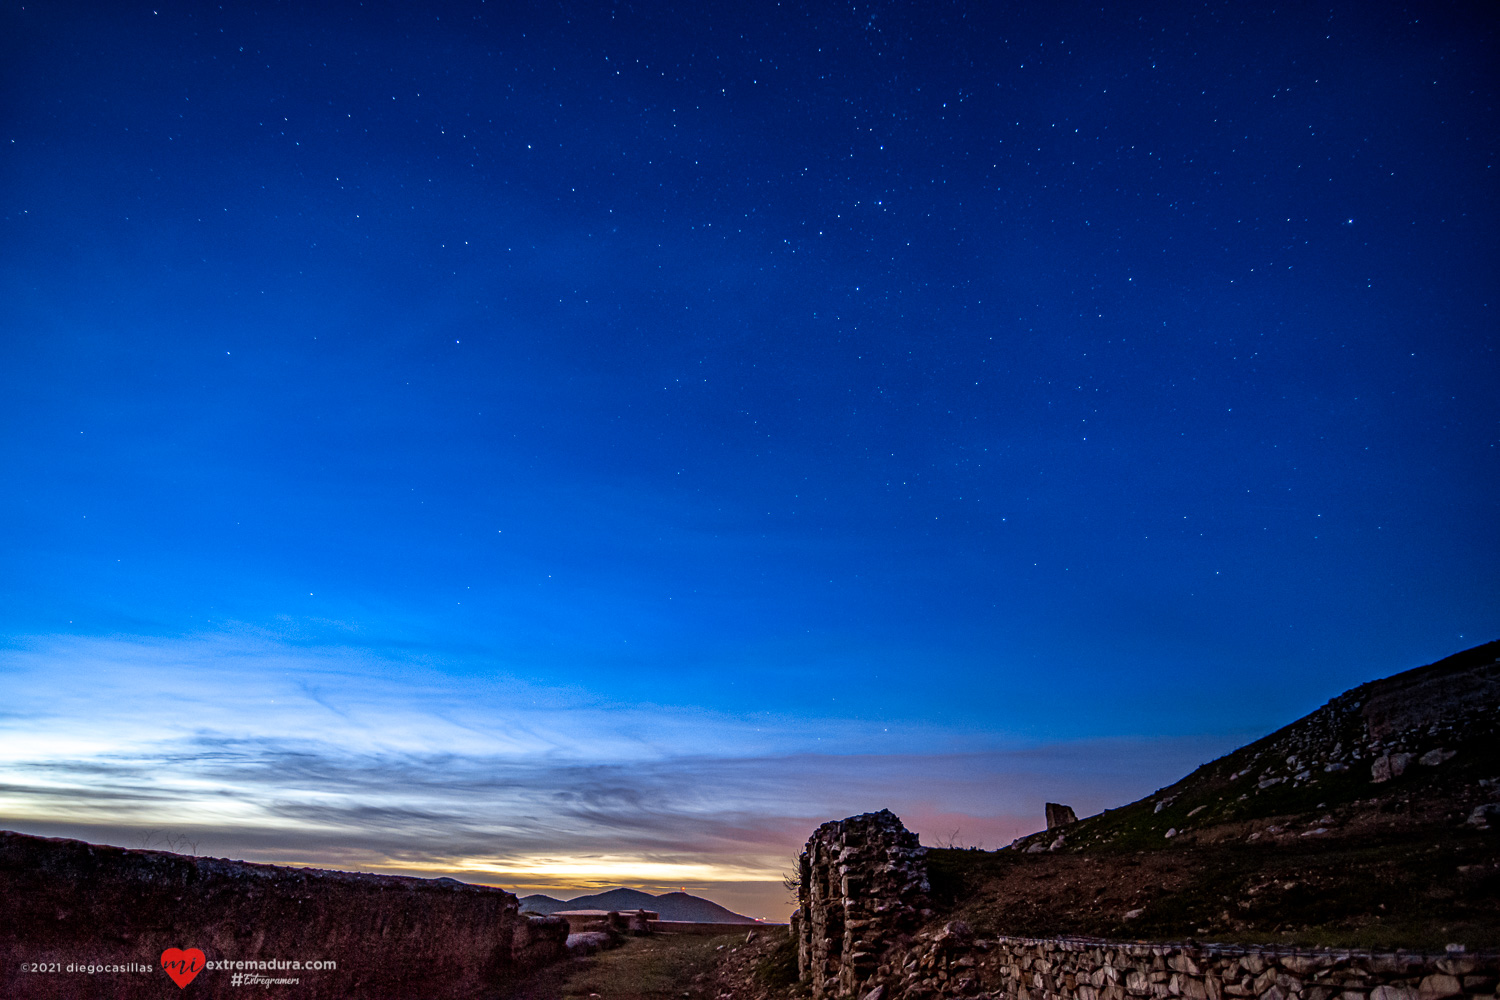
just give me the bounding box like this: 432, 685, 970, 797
926, 824, 1500, 951
501, 935, 749, 1000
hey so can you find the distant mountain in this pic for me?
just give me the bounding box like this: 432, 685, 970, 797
518, 886, 760, 923
518, 893, 568, 913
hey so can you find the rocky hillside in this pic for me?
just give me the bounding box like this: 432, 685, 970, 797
928, 640, 1500, 949
1011, 639, 1500, 853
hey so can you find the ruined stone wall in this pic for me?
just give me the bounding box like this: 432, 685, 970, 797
0, 829, 567, 999
886, 930, 1498, 1000
796, 809, 933, 999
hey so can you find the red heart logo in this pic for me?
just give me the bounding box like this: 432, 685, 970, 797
161, 948, 206, 989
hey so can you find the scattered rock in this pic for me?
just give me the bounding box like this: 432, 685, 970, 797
565, 931, 613, 956
1465, 803, 1500, 828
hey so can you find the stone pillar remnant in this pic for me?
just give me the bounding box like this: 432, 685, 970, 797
795, 809, 931, 999
1044, 802, 1077, 830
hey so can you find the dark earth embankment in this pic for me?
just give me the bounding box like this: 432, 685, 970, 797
0, 830, 566, 999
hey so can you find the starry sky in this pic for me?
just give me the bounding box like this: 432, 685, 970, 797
0, 0, 1495, 919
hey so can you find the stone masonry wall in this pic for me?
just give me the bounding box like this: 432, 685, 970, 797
0, 829, 568, 999
796, 809, 934, 999
796, 813, 1498, 1000
887, 929, 1498, 1000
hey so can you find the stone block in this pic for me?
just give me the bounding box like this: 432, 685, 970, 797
1417, 975, 1462, 1000
1283, 957, 1335, 976
1437, 959, 1478, 977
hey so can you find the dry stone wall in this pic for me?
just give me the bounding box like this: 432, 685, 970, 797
796, 809, 934, 999
888, 930, 1499, 1000
795, 812, 1498, 1000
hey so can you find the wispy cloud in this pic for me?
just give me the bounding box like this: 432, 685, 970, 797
0, 633, 1247, 917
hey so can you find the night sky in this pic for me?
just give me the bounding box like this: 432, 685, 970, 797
1, 1, 1495, 919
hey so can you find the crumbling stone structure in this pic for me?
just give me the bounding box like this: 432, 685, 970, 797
1045, 804, 1078, 830
795, 809, 932, 999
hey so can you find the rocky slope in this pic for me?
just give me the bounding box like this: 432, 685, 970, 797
1010, 639, 1500, 854
928, 639, 1500, 949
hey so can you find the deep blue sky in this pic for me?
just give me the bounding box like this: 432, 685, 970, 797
0, 0, 1495, 916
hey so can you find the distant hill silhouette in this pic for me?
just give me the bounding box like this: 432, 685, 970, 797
518, 886, 759, 923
